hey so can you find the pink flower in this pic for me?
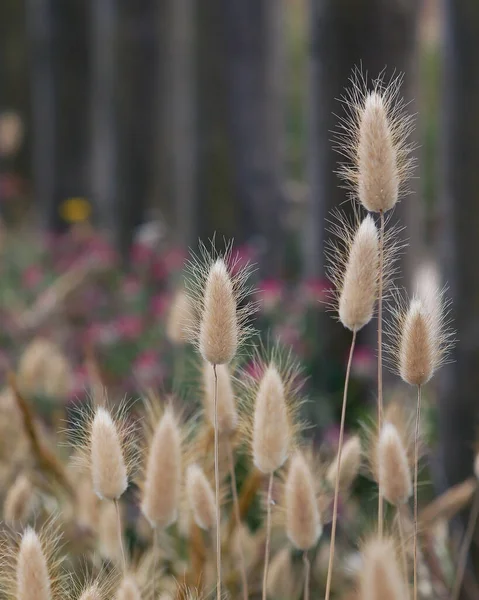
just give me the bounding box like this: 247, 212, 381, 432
22, 265, 43, 289
257, 279, 283, 311
351, 345, 375, 378
151, 258, 167, 281
302, 278, 330, 304
131, 242, 154, 265
164, 248, 187, 273
122, 275, 141, 297
116, 315, 143, 339
133, 350, 164, 386
150, 293, 169, 318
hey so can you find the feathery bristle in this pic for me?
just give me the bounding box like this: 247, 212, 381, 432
166, 289, 193, 345
202, 361, 238, 434
359, 537, 408, 600
252, 364, 290, 473
376, 422, 412, 506
326, 435, 362, 491
186, 464, 216, 530
4, 473, 35, 525
79, 583, 103, 600
199, 258, 238, 364
141, 407, 182, 529
16, 528, 52, 600
337, 215, 379, 331
392, 292, 452, 386
285, 452, 322, 550
335, 71, 415, 213
115, 575, 142, 600
185, 242, 256, 365
90, 406, 128, 500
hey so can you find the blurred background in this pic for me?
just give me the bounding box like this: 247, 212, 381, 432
0, 0, 478, 557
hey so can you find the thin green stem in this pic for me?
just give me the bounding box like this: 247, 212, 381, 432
227, 440, 249, 600
413, 384, 422, 600
378, 209, 385, 537
262, 473, 274, 600
324, 330, 357, 600
213, 364, 221, 600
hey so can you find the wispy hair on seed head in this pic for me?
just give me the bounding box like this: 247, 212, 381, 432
334, 68, 416, 211
184, 238, 258, 359
238, 342, 306, 455
325, 207, 404, 323
67, 396, 139, 491
0, 518, 65, 600
386, 284, 455, 385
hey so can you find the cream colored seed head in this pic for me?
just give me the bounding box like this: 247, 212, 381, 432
326, 435, 362, 490
141, 409, 182, 528
285, 453, 322, 550
357, 92, 399, 213
377, 423, 412, 506
186, 464, 216, 530
90, 407, 128, 500
474, 453, 479, 480
4, 473, 35, 525
16, 528, 52, 600
399, 298, 434, 386
252, 365, 290, 474
339, 215, 379, 332
203, 362, 238, 434
199, 258, 238, 365
166, 290, 193, 345
116, 575, 141, 600
79, 584, 102, 600
359, 537, 407, 600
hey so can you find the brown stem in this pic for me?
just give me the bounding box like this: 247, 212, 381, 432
303, 551, 311, 600
114, 498, 126, 572
413, 384, 422, 600
262, 473, 274, 600
378, 209, 385, 537
227, 440, 249, 600
451, 489, 479, 600
324, 330, 357, 600
213, 364, 221, 600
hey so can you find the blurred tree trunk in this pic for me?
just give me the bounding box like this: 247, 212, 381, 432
196, 0, 286, 274
117, 1, 158, 258
157, 0, 197, 248
90, 0, 118, 235
440, 2, 479, 595
305, 0, 420, 398
27, 0, 56, 227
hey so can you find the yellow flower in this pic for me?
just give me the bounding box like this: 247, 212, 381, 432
59, 197, 91, 223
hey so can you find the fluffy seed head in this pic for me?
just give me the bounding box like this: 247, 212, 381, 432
141, 408, 182, 529
79, 583, 103, 600
335, 72, 415, 213
326, 435, 362, 490
377, 423, 412, 506
252, 365, 290, 473
390, 282, 454, 387
166, 290, 193, 345
475, 453, 479, 480
4, 473, 35, 525
285, 452, 322, 550
359, 537, 408, 600
202, 362, 238, 434
185, 242, 256, 365
116, 576, 141, 600
16, 528, 52, 600
90, 407, 128, 500
198, 259, 238, 364
338, 215, 379, 331
186, 464, 216, 530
